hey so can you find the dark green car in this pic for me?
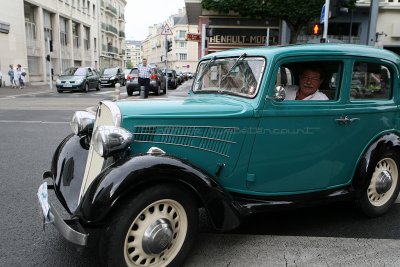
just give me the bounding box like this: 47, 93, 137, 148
39, 44, 400, 266
56, 67, 100, 93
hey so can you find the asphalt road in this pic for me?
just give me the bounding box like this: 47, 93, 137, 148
1, 81, 400, 266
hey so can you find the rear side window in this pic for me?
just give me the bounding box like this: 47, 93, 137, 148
351, 62, 392, 100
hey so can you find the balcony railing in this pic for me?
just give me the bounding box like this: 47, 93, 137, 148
108, 24, 118, 35
118, 13, 125, 21
102, 44, 119, 54
119, 31, 125, 38
105, 4, 117, 15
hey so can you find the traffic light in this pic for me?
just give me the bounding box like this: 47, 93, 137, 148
167, 40, 172, 52
312, 23, 321, 35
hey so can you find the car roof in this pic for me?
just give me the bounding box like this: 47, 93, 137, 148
200, 43, 400, 64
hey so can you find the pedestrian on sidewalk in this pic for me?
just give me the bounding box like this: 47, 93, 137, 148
8, 64, 16, 88
138, 58, 152, 98
15, 64, 26, 89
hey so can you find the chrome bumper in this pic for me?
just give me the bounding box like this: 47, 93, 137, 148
37, 182, 88, 246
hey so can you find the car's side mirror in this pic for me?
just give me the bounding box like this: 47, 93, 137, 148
266, 86, 286, 101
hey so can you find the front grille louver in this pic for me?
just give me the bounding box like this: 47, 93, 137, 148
133, 126, 237, 157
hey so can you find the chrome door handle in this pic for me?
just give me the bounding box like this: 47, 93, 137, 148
335, 116, 360, 125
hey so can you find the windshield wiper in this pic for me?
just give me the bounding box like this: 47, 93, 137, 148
196, 56, 216, 82
221, 53, 247, 82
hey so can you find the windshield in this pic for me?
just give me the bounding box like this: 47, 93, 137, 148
62, 67, 87, 76
193, 57, 265, 97
103, 68, 117, 76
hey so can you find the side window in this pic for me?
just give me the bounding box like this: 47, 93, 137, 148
276, 61, 341, 101
351, 62, 392, 100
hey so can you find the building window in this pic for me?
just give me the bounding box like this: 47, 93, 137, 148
179, 41, 187, 48
25, 22, 37, 41
43, 11, 53, 43
84, 26, 90, 50
177, 30, 186, 39
60, 17, 68, 46
94, 37, 97, 52
178, 53, 187, 61
72, 22, 79, 48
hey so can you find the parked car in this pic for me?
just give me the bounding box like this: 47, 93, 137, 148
125, 67, 138, 96
177, 71, 184, 84
56, 67, 100, 93
163, 69, 178, 89
126, 67, 166, 96
38, 44, 400, 266
100, 67, 126, 87
123, 68, 131, 80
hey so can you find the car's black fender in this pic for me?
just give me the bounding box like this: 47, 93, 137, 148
76, 154, 242, 231
352, 132, 400, 197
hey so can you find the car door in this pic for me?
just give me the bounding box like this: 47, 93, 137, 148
246, 57, 397, 194
86, 68, 95, 88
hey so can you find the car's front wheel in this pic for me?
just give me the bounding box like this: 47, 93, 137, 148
83, 83, 89, 93
101, 184, 198, 267
357, 150, 400, 217
127, 87, 133, 96
155, 85, 161, 95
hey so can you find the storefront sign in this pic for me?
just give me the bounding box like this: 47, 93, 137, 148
209, 35, 268, 45
187, 33, 201, 41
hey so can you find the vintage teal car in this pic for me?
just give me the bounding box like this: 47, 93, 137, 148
38, 44, 400, 266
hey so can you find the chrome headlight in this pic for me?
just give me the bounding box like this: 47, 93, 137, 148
92, 126, 133, 157
110, 76, 115, 80
70, 111, 96, 135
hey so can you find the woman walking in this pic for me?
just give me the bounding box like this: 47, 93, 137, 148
8, 64, 16, 88
14, 64, 26, 89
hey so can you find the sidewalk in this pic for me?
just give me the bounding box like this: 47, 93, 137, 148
0, 82, 56, 97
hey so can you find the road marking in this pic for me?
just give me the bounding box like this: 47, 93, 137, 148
0, 120, 68, 124
0, 91, 54, 99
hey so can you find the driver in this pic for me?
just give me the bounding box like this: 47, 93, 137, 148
285, 66, 329, 100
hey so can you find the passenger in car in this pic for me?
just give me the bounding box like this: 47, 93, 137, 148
285, 66, 329, 100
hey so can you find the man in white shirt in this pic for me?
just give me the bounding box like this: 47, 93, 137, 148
138, 58, 152, 98
285, 66, 329, 100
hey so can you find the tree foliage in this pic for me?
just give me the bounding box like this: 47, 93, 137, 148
201, 0, 355, 44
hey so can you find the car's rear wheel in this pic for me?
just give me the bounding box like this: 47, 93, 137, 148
357, 150, 400, 217
101, 184, 198, 267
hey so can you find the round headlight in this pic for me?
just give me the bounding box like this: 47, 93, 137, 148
70, 111, 96, 135
92, 126, 132, 157
110, 76, 115, 80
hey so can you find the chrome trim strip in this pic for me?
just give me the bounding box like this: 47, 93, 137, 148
134, 125, 240, 129
134, 140, 231, 157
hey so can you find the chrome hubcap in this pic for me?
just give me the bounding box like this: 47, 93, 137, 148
375, 170, 392, 194
142, 219, 173, 254
368, 158, 398, 206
